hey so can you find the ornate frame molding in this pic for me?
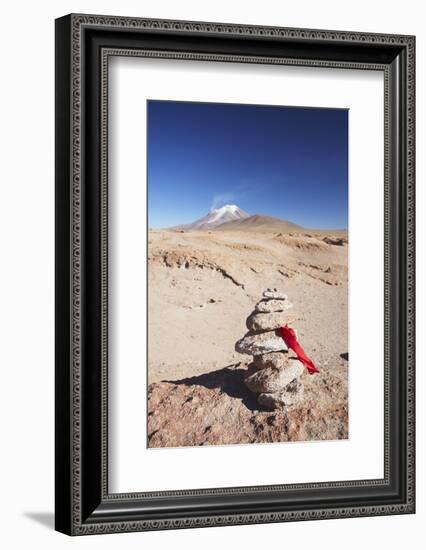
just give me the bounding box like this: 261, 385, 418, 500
55, 14, 415, 535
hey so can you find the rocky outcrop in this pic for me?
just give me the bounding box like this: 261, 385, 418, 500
323, 236, 348, 246
147, 362, 348, 448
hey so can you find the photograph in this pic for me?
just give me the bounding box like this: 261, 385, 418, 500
50, 7, 415, 539
147, 100, 349, 448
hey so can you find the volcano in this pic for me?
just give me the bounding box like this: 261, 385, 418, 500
171, 204, 250, 231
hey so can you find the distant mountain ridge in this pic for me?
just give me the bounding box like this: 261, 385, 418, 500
215, 214, 303, 233
169, 204, 304, 233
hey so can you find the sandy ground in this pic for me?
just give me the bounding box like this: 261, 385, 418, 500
148, 229, 348, 385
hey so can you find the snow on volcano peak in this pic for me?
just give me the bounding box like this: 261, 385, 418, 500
211, 204, 239, 213
207, 204, 245, 224
173, 204, 250, 230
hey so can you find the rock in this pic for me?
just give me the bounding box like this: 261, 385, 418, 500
263, 290, 288, 300
323, 236, 347, 246
255, 299, 293, 313
147, 362, 348, 447
258, 379, 304, 410
246, 311, 299, 331
244, 363, 304, 393
235, 330, 288, 355
253, 351, 290, 370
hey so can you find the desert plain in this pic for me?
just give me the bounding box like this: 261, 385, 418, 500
147, 226, 348, 447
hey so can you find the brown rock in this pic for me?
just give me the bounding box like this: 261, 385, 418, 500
147, 362, 348, 447
258, 379, 304, 410
323, 236, 348, 246
244, 363, 304, 393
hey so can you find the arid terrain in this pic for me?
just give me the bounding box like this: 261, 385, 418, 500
147, 227, 348, 448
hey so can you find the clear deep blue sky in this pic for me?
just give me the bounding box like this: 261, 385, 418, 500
147, 100, 348, 229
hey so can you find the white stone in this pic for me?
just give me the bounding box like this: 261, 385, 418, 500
255, 299, 293, 313
235, 330, 288, 355
244, 363, 304, 393
246, 311, 298, 331
262, 290, 288, 300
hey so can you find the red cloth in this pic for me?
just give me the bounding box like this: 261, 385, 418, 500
280, 325, 319, 374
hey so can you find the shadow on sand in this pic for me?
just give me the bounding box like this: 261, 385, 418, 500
166, 364, 261, 412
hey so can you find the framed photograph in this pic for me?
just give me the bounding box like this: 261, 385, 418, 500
55, 14, 415, 535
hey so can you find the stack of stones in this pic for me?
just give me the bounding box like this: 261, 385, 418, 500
235, 289, 304, 410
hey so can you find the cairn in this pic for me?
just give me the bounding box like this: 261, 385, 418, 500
235, 289, 304, 410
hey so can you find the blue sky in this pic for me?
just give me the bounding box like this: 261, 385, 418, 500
147, 100, 348, 229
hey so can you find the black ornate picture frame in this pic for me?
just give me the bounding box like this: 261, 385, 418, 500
55, 14, 415, 535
